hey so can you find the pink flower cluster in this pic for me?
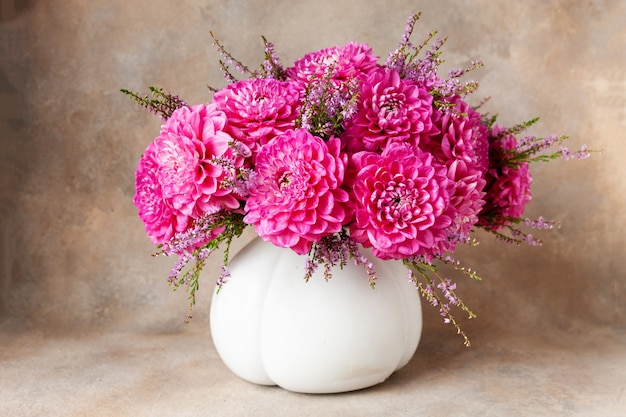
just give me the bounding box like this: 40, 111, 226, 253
134, 37, 536, 260
127, 13, 591, 345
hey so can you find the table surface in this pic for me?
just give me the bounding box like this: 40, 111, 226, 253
1, 319, 624, 417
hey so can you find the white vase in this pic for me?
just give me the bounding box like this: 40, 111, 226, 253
209, 237, 422, 394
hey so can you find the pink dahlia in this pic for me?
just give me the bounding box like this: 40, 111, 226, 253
479, 125, 532, 229
414, 96, 489, 248
420, 96, 489, 173
349, 143, 453, 260
433, 159, 486, 254
341, 68, 435, 153
244, 129, 352, 255
286, 42, 379, 87
134, 103, 247, 245
213, 78, 301, 157
134, 141, 183, 245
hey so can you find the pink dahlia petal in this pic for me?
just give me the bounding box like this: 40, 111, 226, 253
488, 163, 532, 220
244, 130, 353, 254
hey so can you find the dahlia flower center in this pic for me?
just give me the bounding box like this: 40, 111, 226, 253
278, 171, 293, 188
274, 164, 309, 199
379, 94, 402, 116
158, 144, 198, 194
252, 94, 268, 106
378, 180, 418, 222
321, 55, 339, 66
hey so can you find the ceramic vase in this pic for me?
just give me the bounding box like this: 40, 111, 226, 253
209, 237, 422, 394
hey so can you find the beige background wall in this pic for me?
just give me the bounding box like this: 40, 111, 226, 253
0, 0, 626, 329
0, 0, 624, 362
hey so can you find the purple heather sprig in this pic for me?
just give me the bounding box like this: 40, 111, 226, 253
438, 254, 483, 282
438, 278, 459, 306
167, 252, 193, 284
297, 71, 360, 138
163, 210, 248, 321
488, 117, 592, 165
215, 265, 231, 293
407, 259, 475, 347
159, 212, 230, 256
212, 144, 247, 174
445, 230, 481, 248
559, 144, 591, 161
305, 230, 377, 288
259, 36, 287, 80
487, 222, 544, 247
524, 216, 559, 230
221, 167, 257, 198
169, 247, 213, 323
510, 229, 542, 246
436, 60, 484, 98
209, 31, 256, 86
488, 216, 560, 247
209, 140, 255, 197
120, 86, 187, 120
386, 12, 433, 75
385, 13, 483, 108
387, 33, 442, 87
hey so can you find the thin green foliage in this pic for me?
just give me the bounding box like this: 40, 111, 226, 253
120, 86, 186, 120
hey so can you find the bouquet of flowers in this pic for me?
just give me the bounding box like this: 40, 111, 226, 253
124, 13, 590, 345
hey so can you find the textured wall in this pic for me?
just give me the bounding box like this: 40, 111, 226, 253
0, 0, 624, 340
